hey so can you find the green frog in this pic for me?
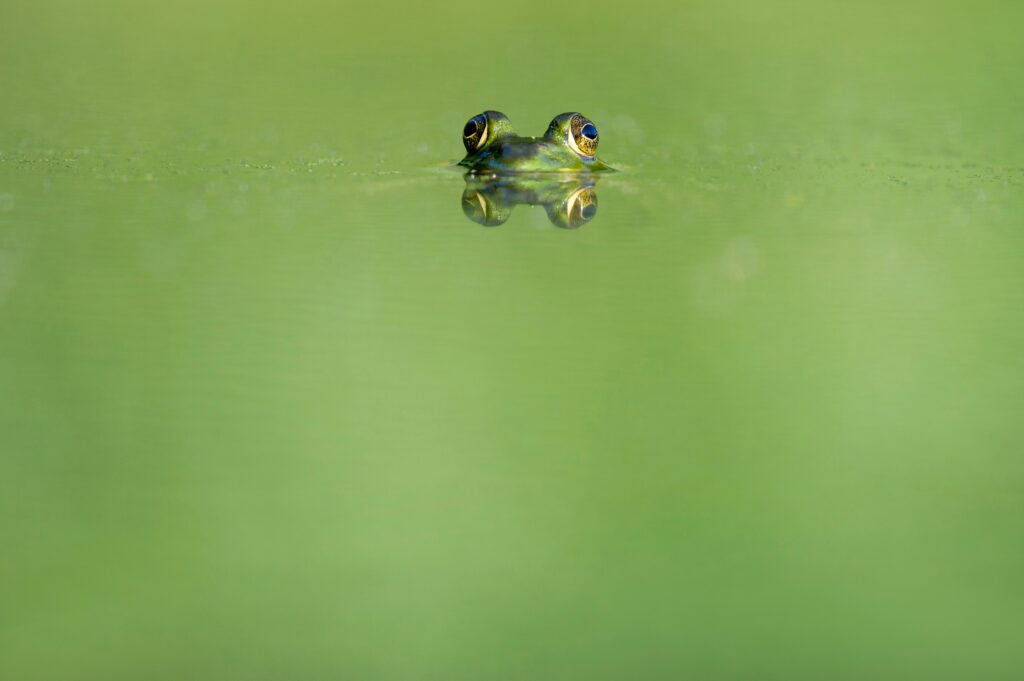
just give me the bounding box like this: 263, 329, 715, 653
458, 111, 612, 173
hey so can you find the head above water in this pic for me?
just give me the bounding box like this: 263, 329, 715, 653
459, 111, 612, 173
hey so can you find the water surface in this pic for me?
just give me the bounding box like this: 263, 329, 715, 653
2, 1, 1023, 679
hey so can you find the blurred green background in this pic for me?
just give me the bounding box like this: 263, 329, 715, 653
2, 0, 1023, 679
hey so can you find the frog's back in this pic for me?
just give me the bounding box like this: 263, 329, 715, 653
464, 136, 582, 173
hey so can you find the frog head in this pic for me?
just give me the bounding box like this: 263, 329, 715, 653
458, 111, 611, 173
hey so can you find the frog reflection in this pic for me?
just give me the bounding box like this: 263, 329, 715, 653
461, 175, 600, 229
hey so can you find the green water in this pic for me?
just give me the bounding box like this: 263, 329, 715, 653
2, 1, 1023, 679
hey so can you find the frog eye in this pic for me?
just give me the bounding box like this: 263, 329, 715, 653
568, 115, 599, 157
463, 113, 489, 152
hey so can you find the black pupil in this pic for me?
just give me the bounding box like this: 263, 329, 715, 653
582, 204, 597, 219
464, 119, 479, 137
581, 123, 597, 140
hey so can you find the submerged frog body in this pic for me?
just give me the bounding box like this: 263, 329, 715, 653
459, 111, 612, 173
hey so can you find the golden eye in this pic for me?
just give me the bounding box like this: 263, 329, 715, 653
463, 113, 488, 152
568, 114, 599, 157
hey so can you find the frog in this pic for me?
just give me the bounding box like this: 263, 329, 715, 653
458, 111, 612, 173
461, 174, 599, 229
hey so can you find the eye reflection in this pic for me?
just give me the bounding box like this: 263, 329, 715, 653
460, 175, 601, 229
